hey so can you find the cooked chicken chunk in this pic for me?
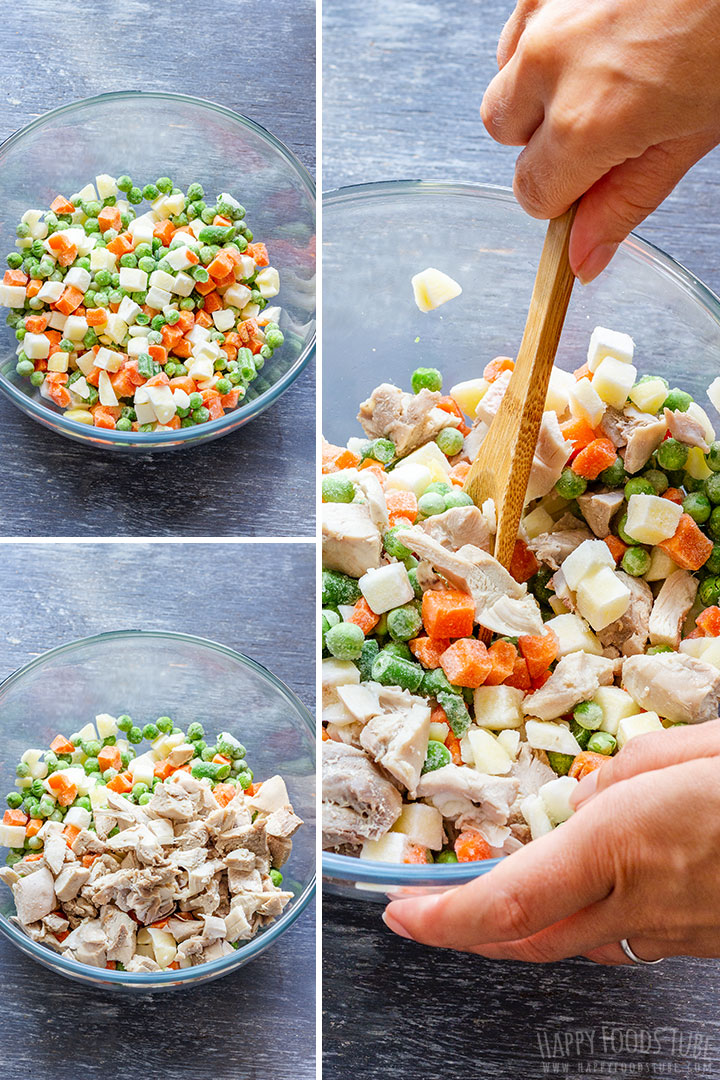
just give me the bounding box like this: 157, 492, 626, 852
598, 572, 653, 657
528, 523, 593, 571
664, 408, 708, 452
577, 489, 625, 539
526, 412, 572, 503
523, 652, 616, 719
419, 505, 491, 553
322, 501, 382, 578
13, 867, 56, 925
416, 765, 519, 825
600, 406, 666, 473
359, 696, 431, 797
623, 652, 720, 724
648, 570, 698, 649
322, 740, 402, 848
357, 383, 460, 457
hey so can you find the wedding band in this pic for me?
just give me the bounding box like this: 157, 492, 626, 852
619, 938, 665, 965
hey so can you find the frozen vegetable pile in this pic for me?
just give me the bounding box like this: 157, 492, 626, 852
0, 713, 302, 971
0, 174, 284, 431
322, 326, 720, 866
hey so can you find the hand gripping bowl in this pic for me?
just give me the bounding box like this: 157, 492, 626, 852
322, 179, 720, 902
0, 631, 316, 989
0, 91, 315, 452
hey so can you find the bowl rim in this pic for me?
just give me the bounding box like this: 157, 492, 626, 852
0, 90, 316, 448
322, 177, 720, 887
0, 628, 316, 987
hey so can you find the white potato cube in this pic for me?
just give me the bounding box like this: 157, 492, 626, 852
256, 266, 280, 298
520, 794, 554, 840
411, 267, 462, 312
77, 721, 97, 742
467, 728, 513, 775
569, 377, 606, 427
64, 266, 91, 293
544, 612, 604, 657
644, 546, 679, 582
212, 308, 236, 332
680, 637, 720, 671
587, 325, 634, 373
391, 803, 444, 849
186, 324, 211, 346
685, 445, 712, 481
46, 353, 69, 373
545, 367, 575, 417
522, 505, 555, 541
592, 355, 637, 409
95, 713, 118, 739
592, 685, 641, 735
186, 356, 214, 381
98, 370, 118, 407
687, 402, 716, 444
172, 387, 191, 410
63, 315, 88, 341
576, 565, 631, 631
23, 332, 50, 359
449, 378, 488, 420
128, 752, 155, 786
69, 377, 92, 401
21, 749, 48, 780
138, 927, 177, 969
76, 182, 97, 202
708, 377, 720, 414
48, 310, 67, 331
90, 246, 117, 272
429, 720, 450, 741
402, 441, 453, 478
561, 539, 615, 591
117, 295, 141, 325
384, 463, 433, 498
539, 776, 579, 824
89, 784, 109, 812
93, 347, 124, 372
360, 833, 411, 862
119, 267, 148, 292
616, 711, 664, 748
149, 269, 176, 292
64, 806, 92, 830
473, 685, 525, 729
525, 719, 582, 756
625, 493, 682, 544
37, 280, 65, 303
629, 377, 668, 414
146, 286, 172, 311
164, 246, 196, 272
133, 387, 157, 425
95, 174, 118, 199
0, 824, 27, 848
170, 271, 195, 297
223, 283, 252, 310
322, 659, 360, 706
359, 563, 414, 614
336, 683, 379, 723
241, 302, 260, 320
146, 384, 177, 425
104, 314, 128, 346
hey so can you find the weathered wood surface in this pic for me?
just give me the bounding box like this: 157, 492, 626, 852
0, 542, 316, 1079
323, 1, 720, 1077
0, 0, 316, 538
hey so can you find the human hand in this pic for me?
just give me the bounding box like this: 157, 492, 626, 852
481, 0, 720, 282
383, 721, 720, 964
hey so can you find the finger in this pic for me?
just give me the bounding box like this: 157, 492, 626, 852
482, 54, 546, 147
569, 131, 720, 282
571, 718, 720, 809
383, 805, 614, 951
583, 939, 669, 966
496, 0, 543, 69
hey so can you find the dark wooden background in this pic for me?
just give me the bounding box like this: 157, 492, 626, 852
0, 542, 315, 1080
322, 1, 720, 1077
0, 0, 315, 538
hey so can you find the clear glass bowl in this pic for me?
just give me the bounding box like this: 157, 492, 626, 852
322, 179, 720, 902
0, 631, 316, 989
0, 91, 316, 453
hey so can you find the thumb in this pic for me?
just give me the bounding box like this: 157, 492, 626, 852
571, 718, 720, 810
569, 131, 720, 283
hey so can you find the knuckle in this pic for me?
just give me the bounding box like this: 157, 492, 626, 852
513, 159, 551, 217
492, 884, 536, 942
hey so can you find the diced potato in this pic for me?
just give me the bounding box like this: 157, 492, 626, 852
21, 749, 48, 780
545, 367, 575, 416
0, 824, 27, 847
384, 463, 433, 497
336, 683, 379, 722
64, 806, 92, 829
47, 353, 69, 373
89, 785, 109, 811
525, 719, 582, 756
323, 702, 354, 727
687, 402, 716, 444
360, 833, 411, 862
64, 408, 93, 425
76, 721, 97, 743
322, 660, 360, 707
520, 794, 553, 840
586, 325, 634, 373
402, 441, 452, 479
548, 595, 572, 616
561, 539, 615, 591
707, 376, 720, 414
473, 685, 525, 729
576, 565, 631, 631
522, 505, 555, 540
685, 446, 712, 482
592, 356, 637, 409
679, 637, 720, 671
429, 720, 450, 741
496, 729, 520, 759
411, 267, 462, 312
569, 377, 606, 427
247, 775, 290, 813
95, 713, 118, 739
617, 711, 664, 748
391, 803, 444, 849
150, 732, 185, 761
466, 728, 513, 775
138, 927, 177, 969
628, 376, 667, 414
128, 752, 155, 786
592, 685, 640, 735
359, 563, 414, 614
625, 493, 683, 544
450, 378, 489, 419
644, 546, 679, 582
539, 776, 579, 824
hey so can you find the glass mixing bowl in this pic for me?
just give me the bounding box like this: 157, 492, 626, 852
322, 179, 720, 902
0, 631, 316, 988
0, 91, 315, 452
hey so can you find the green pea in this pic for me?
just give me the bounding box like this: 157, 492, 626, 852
435, 427, 464, 457
418, 492, 446, 518
142, 723, 159, 741
640, 468, 669, 495
156, 716, 174, 734
325, 622, 365, 660
116, 418, 132, 432
127, 186, 143, 205
127, 726, 143, 744
683, 491, 712, 524
573, 700, 603, 730
546, 751, 575, 776
657, 438, 689, 471
663, 388, 693, 413
621, 546, 651, 577
699, 575, 720, 606
624, 477, 654, 499
709, 507, 720, 541
587, 731, 617, 755
617, 512, 638, 546
411, 367, 442, 394
422, 740, 452, 774
599, 457, 628, 488
387, 603, 423, 642
142, 183, 159, 201
16, 359, 34, 377
6, 791, 23, 809
555, 467, 587, 500
116, 175, 133, 192
322, 476, 355, 503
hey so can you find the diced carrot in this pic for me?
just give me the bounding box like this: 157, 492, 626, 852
45, 373, 72, 408
50, 734, 74, 754
385, 489, 418, 525
54, 285, 84, 316
45, 329, 62, 346
559, 416, 597, 452
403, 843, 430, 864
662, 487, 684, 505
220, 388, 240, 409
572, 437, 617, 480
221, 344, 238, 363
50, 195, 75, 214
321, 441, 361, 474
105, 961, 117, 970
3, 268, 28, 286
224, 331, 242, 347
146, 371, 170, 388
57, 244, 78, 267
194, 279, 217, 297
24, 818, 42, 838
439, 638, 492, 688
168, 961, 181, 970
161, 323, 184, 350
685, 627, 704, 639
207, 253, 234, 281
518, 629, 558, 680
246, 242, 269, 266
213, 271, 237, 290
175, 309, 195, 334
195, 309, 213, 328
62, 824, 81, 847
201, 388, 224, 420
162, 415, 182, 430
213, 783, 237, 807
106, 772, 133, 793
659, 513, 714, 571
97, 206, 122, 232
484, 639, 518, 685
106, 232, 135, 256
604, 534, 627, 563
449, 461, 471, 487
171, 339, 193, 359
573, 362, 591, 381
110, 369, 140, 398
483, 356, 514, 383
347, 597, 380, 634
504, 656, 532, 691
236, 318, 265, 353
25, 854, 44, 862
153, 220, 175, 245
213, 215, 233, 227
25, 279, 42, 298
85, 366, 102, 387
153, 759, 175, 780
246, 782, 263, 797
321, 727, 330, 741
454, 829, 494, 862
435, 396, 470, 435
202, 290, 222, 315
85, 307, 108, 327
443, 727, 463, 766
169, 375, 197, 395
357, 460, 385, 478
696, 606, 720, 636
82, 855, 99, 869
422, 589, 475, 638
93, 407, 117, 430
531, 668, 553, 690
98, 745, 122, 772
509, 538, 539, 583
47, 773, 78, 806
408, 635, 451, 669
569, 751, 608, 781
3, 808, 28, 827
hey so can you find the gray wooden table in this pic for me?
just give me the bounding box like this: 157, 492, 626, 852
0, 0, 315, 538
322, 2, 720, 1077
0, 542, 316, 1080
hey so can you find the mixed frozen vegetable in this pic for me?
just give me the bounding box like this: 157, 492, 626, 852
0, 712, 302, 971
322, 326, 720, 866
1, 175, 284, 431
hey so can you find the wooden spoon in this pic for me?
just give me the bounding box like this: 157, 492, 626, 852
463, 203, 579, 573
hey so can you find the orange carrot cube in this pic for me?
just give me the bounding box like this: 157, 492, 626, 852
421, 589, 475, 638
572, 438, 617, 480
484, 639, 517, 685
518, 629, 559, 680
408, 635, 451, 669
659, 513, 713, 571
439, 638, 492, 688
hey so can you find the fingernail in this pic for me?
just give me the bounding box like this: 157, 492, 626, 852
570, 769, 599, 809
575, 243, 618, 285
382, 909, 414, 940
